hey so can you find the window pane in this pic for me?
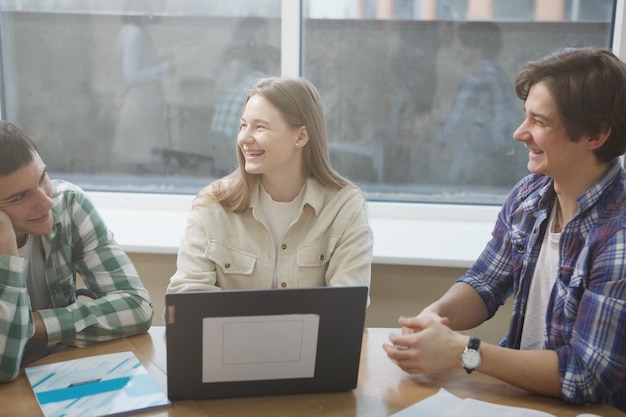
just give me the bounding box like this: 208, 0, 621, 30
0, 1, 281, 194
0, 1, 617, 205
302, 0, 615, 204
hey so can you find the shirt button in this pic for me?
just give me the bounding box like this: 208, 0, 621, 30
320, 254, 325, 261
281, 244, 287, 250
516, 244, 524, 252
281, 282, 287, 288
225, 263, 231, 269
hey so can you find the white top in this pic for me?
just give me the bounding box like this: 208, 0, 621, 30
520, 206, 560, 350
19, 234, 51, 310
259, 183, 305, 288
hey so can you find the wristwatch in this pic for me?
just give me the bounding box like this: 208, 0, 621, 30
460, 336, 482, 374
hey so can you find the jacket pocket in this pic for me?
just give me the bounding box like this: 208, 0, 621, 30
205, 241, 257, 289
296, 237, 337, 286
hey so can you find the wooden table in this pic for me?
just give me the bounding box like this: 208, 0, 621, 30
2, 327, 624, 417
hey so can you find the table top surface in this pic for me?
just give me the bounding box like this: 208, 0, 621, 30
2, 327, 624, 417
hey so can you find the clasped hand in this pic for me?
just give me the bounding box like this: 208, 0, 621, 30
383, 313, 465, 375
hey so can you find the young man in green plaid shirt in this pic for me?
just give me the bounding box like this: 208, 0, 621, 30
0, 120, 153, 381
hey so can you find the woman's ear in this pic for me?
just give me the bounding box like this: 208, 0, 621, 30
296, 125, 310, 148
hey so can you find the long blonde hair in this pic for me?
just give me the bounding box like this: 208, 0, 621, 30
195, 76, 352, 212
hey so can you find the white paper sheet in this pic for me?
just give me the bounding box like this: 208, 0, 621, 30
390, 388, 462, 417
202, 314, 319, 383
391, 388, 557, 417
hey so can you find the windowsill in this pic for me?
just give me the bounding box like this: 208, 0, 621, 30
88, 192, 499, 269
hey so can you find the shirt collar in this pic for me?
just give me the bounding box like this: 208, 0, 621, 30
534, 159, 624, 213
576, 159, 624, 213
45, 187, 63, 241
250, 177, 324, 216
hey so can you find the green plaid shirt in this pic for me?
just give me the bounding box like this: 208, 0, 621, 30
0, 180, 153, 381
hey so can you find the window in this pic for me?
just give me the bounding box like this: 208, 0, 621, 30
0, 0, 282, 194
301, 0, 616, 204
0, 0, 618, 205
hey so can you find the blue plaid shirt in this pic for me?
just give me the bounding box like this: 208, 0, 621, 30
459, 160, 626, 411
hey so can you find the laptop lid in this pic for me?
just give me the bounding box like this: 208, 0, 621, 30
164, 286, 368, 401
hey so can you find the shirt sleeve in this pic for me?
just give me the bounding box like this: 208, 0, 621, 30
167, 206, 221, 293
38, 188, 153, 348
457, 201, 516, 318
324, 188, 374, 295
0, 255, 32, 381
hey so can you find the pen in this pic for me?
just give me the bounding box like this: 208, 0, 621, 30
67, 378, 101, 387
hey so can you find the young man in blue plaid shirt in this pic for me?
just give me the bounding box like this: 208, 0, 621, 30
0, 120, 153, 381
384, 47, 626, 412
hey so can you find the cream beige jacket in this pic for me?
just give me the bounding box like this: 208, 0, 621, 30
167, 178, 373, 293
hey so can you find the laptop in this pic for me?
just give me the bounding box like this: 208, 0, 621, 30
164, 286, 368, 401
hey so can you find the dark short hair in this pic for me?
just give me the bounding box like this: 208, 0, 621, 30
0, 120, 39, 175
515, 47, 626, 163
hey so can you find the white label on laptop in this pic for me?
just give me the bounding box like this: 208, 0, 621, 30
202, 314, 320, 383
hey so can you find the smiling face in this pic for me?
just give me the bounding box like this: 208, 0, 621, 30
237, 94, 306, 182
513, 82, 590, 182
0, 152, 54, 246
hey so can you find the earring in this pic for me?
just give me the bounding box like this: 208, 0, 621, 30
295, 142, 299, 148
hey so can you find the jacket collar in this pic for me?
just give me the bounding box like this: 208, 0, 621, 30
250, 177, 324, 217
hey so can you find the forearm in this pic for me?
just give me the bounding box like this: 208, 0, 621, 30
31, 311, 47, 340
479, 341, 561, 397
167, 273, 220, 292
385, 318, 561, 398
39, 288, 152, 346
422, 282, 489, 330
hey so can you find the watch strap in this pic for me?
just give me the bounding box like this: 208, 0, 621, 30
468, 336, 480, 351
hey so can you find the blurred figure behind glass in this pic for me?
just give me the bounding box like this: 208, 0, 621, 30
441, 21, 523, 186
111, 9, 173, 174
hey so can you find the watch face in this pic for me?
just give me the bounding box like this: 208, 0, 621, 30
462, 349, 481, 369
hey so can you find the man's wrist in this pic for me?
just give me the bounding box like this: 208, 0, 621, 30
460, 336, 482, 374
0, 216, 18, 256
0, 240, 19, 257
32, 311, 49, 342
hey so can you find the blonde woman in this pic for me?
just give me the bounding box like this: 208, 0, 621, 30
168, 77, 373, 294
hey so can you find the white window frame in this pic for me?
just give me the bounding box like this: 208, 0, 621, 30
84, 0, 626, 267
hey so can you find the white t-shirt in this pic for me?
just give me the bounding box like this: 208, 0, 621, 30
520, 205, 560, 350
259, 184, 305, 288
19, 234, 52, 310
